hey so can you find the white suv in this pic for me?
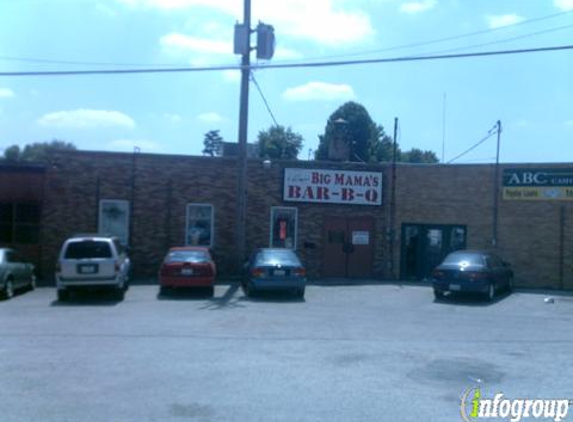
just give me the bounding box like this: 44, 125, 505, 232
56, 235, 131, 301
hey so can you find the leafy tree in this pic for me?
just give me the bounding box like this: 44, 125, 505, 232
2, 140, 76, 162
369, 124, 396, 163
400, 148, 439, 163
202, 130, 224, 157
315, 101, 378, 162
257, 125, 303, 160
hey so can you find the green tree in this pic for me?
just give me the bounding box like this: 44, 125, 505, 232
2, 140, 76, 162
257, 125, 303, 160
315, 101, 380, 162
202, 130, 224, 157
400, 148, 439, 163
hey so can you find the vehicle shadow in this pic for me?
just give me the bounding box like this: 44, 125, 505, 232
156, 287, 214, 301
50, 290, 123, 306
239, 289, 306, 303
199, 283, 246, 310
432, 290, 513, 307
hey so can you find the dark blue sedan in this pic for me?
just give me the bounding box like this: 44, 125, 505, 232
431, 250, 513, 301
242, 248, 307, 298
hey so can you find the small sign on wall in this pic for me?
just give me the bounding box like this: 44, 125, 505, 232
352, 231, 370, 245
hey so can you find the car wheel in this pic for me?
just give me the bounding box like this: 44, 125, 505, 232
207, 286, 215, 297
57, 289, 69, 302
296, 287, 305, 299
3, 278, 14, 300
485, 283, 495, 302
29, 275, 37, 291
159, 286, 170, 296
246, 282, 255, 298
433, 289, 444, 300
507, 276, 514, 293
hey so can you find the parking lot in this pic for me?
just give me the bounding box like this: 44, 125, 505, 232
1, 283, 572, 422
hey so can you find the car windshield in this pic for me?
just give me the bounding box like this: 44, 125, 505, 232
255, 250, 301, 267
442, 252, 485, 266
64, 241, 112, 259
165, 250, 209, 263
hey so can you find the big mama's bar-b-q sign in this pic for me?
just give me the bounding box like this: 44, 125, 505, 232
283, 168, 383, 206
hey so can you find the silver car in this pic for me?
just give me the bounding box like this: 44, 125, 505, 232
56, 235, 131, 301
0, 248, 36, 300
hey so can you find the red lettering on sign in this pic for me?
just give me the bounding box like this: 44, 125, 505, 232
341, 188, 355, 201
365, 189, 378, 203
288, 186, 301, 198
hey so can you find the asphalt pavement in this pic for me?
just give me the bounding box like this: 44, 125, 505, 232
1, 283, 572, 422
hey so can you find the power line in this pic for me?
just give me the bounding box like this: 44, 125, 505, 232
250, 72, 279, 127
0, 44, 571, 77
447, 124, 499, 164
1, 11, 570, 68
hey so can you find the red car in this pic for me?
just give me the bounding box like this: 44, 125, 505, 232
158, 247, 216, 296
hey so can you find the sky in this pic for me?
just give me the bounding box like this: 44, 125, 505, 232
0, 0, 572, 164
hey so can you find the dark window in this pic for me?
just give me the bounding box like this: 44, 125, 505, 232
64, 241, 113, 259
0, 203, 40, 244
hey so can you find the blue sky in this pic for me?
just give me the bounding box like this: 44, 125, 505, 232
0, 0, 571, 163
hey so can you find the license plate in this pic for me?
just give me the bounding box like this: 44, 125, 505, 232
450, 284, 461, 291
79, 264, 97, 274
274, 269, 285, 276
181, 268, 193, 276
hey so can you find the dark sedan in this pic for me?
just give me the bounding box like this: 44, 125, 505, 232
243, 248, 306, 298
431, 250, 513, 301
0, 248, 36, 300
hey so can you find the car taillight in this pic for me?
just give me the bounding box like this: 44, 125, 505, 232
293, 267, 306, 277
251, 268, 265, 278
432, 269, 444, 280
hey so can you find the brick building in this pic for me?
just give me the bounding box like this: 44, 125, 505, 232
2, 150, 572, 289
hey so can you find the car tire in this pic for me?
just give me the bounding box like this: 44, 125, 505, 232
57, 289, 69, 302
296, 287, 305, 299
3, 278, 14, 300
485, 283, 495, 302
159, 286, 170, 296
506, 276, 514, 293
433, 289, 444, 300
246, 282, 255, 298
29, 275, 37, 291
207, 286, 215, 297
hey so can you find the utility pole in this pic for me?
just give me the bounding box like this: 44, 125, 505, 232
236, 0, 251, 268
389, 117, 398, 279
492, 120, 502, 247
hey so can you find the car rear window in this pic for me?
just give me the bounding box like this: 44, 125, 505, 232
165, 250, 210, 263
64, 241, 113, 259
255, 250, 302, 266
443, 252, 485, 266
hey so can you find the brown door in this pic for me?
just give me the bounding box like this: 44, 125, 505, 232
322, 216, 374, 278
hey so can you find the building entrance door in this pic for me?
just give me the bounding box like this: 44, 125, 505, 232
322, 216, 374, 278
400, 224, 467, 280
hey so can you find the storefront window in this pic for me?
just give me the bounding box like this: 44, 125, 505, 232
270, 207, 297, 249
99, 199, 130, 245
0, 202, 40, 244
186, 204, 213, 247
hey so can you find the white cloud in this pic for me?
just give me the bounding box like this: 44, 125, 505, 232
160, 33, 231, 56
121, 0, 373, 45
222, 70, 241, 83
37, 109, 136, 129
486, 14, 524, 29
554, 0, 573, 11
197, 112, 226, 124
400, 0, 437, 13
0, 88, 15, 99
107, 139, 161, 152
283, 82, 355, 102
164, 113, 182, 123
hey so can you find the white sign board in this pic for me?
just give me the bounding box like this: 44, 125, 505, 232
283, 168, 382, 206
352, 231, 370, 245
